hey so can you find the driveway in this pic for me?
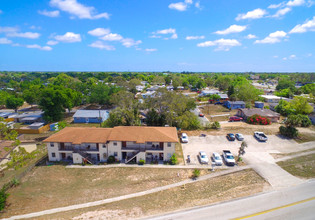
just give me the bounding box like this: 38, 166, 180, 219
191, 108, 209, 126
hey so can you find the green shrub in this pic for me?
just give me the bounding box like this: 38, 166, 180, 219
138, 159, 145, 165
211, 121, 221, 129
192, 169, 200, 179
170, 154, 178, 165
285, 114, 312, 127
11, 178, 20, 187
0, 187, 9, 211
107, 155, 116, 164
264, 106, 270, 109
279, 125, 299, 138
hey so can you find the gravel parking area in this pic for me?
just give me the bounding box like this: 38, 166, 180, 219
182, 134, 308, 166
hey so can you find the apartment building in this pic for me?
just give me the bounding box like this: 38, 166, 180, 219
44, 126, 179, 164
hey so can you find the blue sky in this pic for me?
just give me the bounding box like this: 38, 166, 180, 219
0, 0, 314, 72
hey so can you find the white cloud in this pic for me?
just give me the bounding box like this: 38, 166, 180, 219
197, 38, 241, 51
287, 0, 305, 6
121, 38, 142, 48
100, 33, 123, 41
268, 2, 285, 9
254, 30, 287, 44
0, 10, 2, 14
152, 28, 178, 40
307, 53, 312, 57
235, 8, 267, 21
289, 16, 315, 33
89, 41, 115, 50
145, 48, 157, 52
47, 40, 59, 45
245, 34, 257, 39
273, 55, 279, 58
50, 0, 110, 19
215, 25, 247, 35
88, 28, 110, 37
6, 32, 40, 39
195, 1, 201, 9
272, 7, 292, 17
26, 44, 52, 51
38, 10, 60, 17
54, 32, 81, 42
0, 26, 19, 33
0, 38, 12, 44
283, 57, 288, 60
289, 54, 297, 59
168, 0, 193, 11
186, 35, 205, 40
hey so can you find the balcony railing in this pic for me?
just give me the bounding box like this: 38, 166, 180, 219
59, 146, 99, 152
121, 145, 163, 151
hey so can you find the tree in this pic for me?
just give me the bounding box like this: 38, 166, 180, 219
275, 100, 295, 116
170, 154, 178, 165
6, 96, 24, 112
279, 125, 298, 138
39, 87, 66, 122
89, 83, 120, 105
290, 96, 313, 115
0, 91, 10, 106
237, 141, 248, 161
0, 187, 9, 211
0, 118, 20, 147
285, 114, 311, 127
276, 79, 295, 91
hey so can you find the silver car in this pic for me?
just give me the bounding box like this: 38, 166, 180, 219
212, 152, 223, 166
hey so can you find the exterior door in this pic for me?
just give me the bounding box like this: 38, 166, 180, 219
61, 153, 66, 159
159, 142, 164, 149
122, 141, 126, 148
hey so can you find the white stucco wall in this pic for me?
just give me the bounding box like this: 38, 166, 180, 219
163, 142, 176, 161
107, 141, 122, 161
47, 142, 60, 161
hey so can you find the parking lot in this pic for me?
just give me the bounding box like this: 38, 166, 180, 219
181, 134, 301, 166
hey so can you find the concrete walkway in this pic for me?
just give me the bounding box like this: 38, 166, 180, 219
6, 166, 249, 220
275, 150, 315, 162
245, 152, 304, 190
66, 164, 222, 169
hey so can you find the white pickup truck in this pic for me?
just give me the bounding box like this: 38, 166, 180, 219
254, 131, 268, 142
222, 150, 235, 166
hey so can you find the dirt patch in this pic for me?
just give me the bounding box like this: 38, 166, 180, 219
277, 153, 315, 178
0, 166, 211, 218
36, 169, 268, 220
184, 122, 281, 136
200, 104, 238, 122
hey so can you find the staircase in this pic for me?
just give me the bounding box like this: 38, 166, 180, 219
125, 151, 141, 164
74, 149, 93, 164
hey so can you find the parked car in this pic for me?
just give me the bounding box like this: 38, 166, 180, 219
199, 113, 205, 117
235, 133, 244, 141
181, 133, 189, 143
227, 133, 235, 141
199, 151, 209, 164
222, 150, 236, 166
229, 116, 243, 122
254, 131, 268, 142
212, 152, 223, 166
214, 102, 223, 105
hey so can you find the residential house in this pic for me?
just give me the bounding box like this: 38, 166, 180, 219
254, 101, 264, 109
12, 111, 43, 123
269, 103, 278, 112
260, 95, 288, 103
200, 89, 220, 97
208, 93, 229, 104
73, 110, 109, 123
142, 91, 155, 99
250, 75, 260, 80
237, 108, 280, 122
44, 126, 179, 164
224, 101, 246, 110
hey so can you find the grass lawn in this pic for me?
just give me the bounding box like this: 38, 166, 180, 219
36, 169, 267, 220
1, 166, 212, 218
175, 143, 184, 164
0, 144, 47, 189
295, 132, 315, 144
277, 153, 315, 178
67, 123, 101, 128
200, 104, 238, 122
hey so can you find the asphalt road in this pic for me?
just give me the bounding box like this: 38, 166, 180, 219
147, 180, 315, 220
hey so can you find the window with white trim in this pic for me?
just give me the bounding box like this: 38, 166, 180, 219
52, 153, 56, 157
50, 143, 54, 147
167, 142, 171, 147
113, 142, 117, 146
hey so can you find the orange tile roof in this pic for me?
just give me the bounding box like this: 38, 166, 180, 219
43, 126, 179, 144
43, 127, 112, 145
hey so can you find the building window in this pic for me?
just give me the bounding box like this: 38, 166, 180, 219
113, 142, 117, 146
52, 153, 56, 157
168, 142, 171, 147
50, 143, 54, 147
102, 144, 106, 148
114, 152, 118, 157
147, 142, 152, 145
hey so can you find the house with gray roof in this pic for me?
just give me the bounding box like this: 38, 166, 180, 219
237, 108, 280, 122
73, 110, 109, 124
